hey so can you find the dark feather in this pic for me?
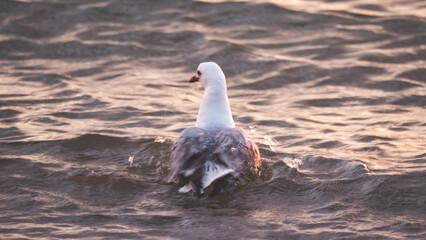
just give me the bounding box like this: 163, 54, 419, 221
212, 128, 261, 176
169, 127, 211, 180
169, 127, 260, 195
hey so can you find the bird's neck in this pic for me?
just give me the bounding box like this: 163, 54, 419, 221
195, 85, 235, 130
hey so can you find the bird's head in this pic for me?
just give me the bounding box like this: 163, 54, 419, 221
189, 62, 226, 89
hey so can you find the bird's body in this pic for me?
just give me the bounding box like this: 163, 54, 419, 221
169, 62, 260, 196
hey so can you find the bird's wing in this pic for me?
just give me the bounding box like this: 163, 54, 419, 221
169, 127, 211, 183
211, 128, 261, 175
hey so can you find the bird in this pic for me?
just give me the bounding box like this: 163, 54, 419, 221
169, 62, 261, 196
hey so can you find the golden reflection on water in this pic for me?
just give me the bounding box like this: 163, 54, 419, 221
200, 0, 426, 17
0, 0, 425, 239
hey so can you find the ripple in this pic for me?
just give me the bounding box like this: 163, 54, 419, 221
0, 0, 425, 238
60, 134, 132, 151
0, 109, 21, 119
397, 68, 426, 83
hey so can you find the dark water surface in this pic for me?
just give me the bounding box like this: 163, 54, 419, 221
1, 0, 425, 239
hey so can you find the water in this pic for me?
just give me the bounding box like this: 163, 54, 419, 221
1, 0, 425, 239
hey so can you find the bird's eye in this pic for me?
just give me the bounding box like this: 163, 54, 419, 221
197, 70, 201, 76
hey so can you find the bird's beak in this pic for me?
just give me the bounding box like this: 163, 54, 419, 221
189, 76, 199, 83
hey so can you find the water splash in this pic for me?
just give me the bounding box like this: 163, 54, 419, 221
249, 125, 257, 133
264, 135, 303, 169
282, 157, 303, 169
128, 155, 135, 167
154, 136, 165, 143
264, 135, 277, 152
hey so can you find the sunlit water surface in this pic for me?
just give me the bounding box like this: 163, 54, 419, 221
0, 0, 425, 239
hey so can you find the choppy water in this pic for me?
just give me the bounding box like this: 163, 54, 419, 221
1, 0, 425, 239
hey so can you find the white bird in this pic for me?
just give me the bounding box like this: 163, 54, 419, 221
169, 62, 261, 196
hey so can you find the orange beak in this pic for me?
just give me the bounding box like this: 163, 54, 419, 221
189, 76, 199, 83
